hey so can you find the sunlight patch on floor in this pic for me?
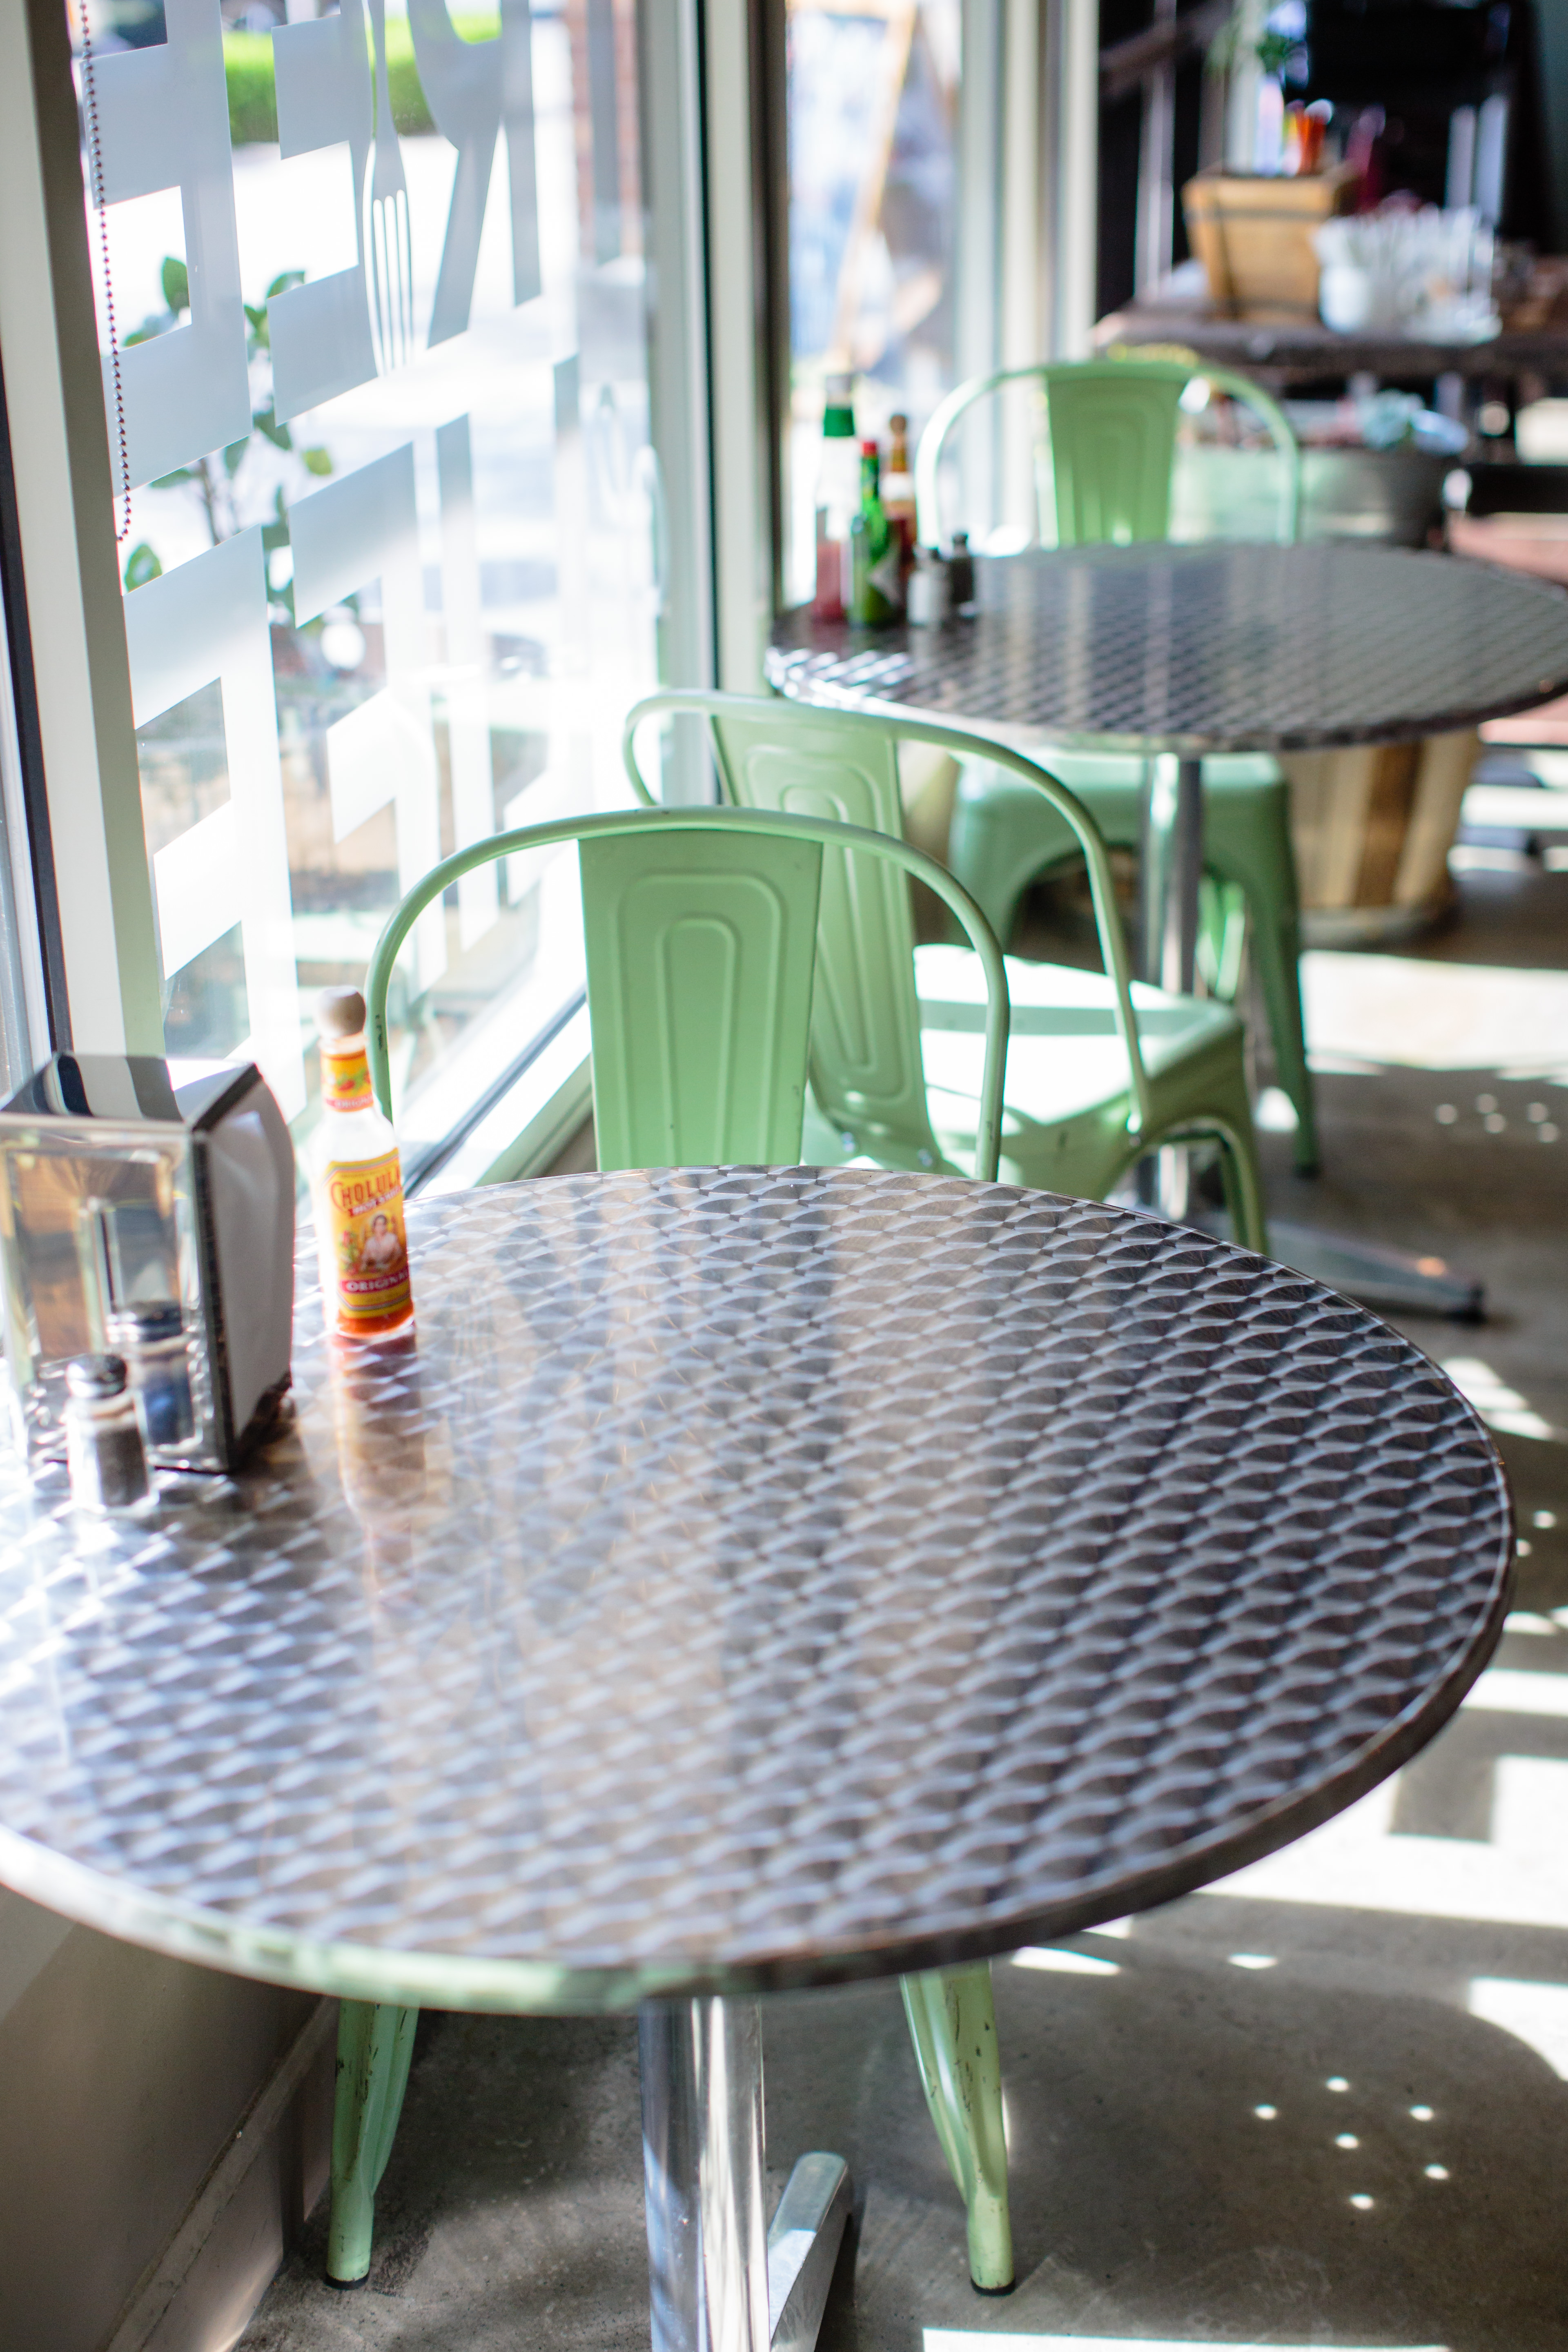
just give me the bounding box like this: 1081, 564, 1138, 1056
1468, 1977, 1568, 2078
1439, 1357, 1559, 1441
1301, 950, 1568, 1078
1462, 1668, 1568, 1717
1211, 1718, 1568, 1933
1011, 1947, 1120, 1976
1254, 1084, 1299, 1131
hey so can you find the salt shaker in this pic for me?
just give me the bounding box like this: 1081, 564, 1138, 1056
65, 1354, 150, 1512
107, 1301, 196, 1449
906, 546, 949, 626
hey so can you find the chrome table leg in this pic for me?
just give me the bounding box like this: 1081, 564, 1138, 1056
1139, 753, 1203, 1216
1140, 751, 1202, 995
639, 1997, 851, 2352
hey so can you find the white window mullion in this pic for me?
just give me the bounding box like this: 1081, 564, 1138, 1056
700, 0, 771, 694
0, 0, 161, 1058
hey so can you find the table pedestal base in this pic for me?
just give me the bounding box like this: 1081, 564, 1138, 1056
640, 1997, 852, 2352
1268, 1221, 1484, 1320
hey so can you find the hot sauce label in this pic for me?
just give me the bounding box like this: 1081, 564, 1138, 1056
322, 1149, 411, 1324
322, 1044, 374, 1114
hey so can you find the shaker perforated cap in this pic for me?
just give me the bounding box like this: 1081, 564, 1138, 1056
106, 1301, 184, 1342
318, 987, 367, 1041
67, 1353, 129, 1399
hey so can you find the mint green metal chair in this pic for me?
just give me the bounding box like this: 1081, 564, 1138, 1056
916, 356, 1320, 1173
330, 803, 1015, 2294
949, 753, 1316, 1174
912, 356, 1302, 557
624, 690, 1267, 1253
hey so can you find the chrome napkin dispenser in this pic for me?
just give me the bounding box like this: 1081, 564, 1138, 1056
0, 1054, 295, 1474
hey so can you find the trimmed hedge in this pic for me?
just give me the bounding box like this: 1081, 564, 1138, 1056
224, 33, 280, 143
224, 18, 500, 147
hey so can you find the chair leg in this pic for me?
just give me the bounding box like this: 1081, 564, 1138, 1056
1197, 875, 1249, 1004
1207, 1103, 1270, 1256
327, 2000, 418, 2286
900, 1962, 1014, 2293
1204, 803, 1321, 1178
1245, 893, 1320, 1174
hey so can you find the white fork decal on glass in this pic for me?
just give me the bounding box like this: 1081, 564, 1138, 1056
366, 0, 414, 372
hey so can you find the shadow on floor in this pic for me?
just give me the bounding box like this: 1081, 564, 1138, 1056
244, 1945, 1568, 2351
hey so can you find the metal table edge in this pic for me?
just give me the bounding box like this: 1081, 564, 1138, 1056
0, 1437, 1509, 2018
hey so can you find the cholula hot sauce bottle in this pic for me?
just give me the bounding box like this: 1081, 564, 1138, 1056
310, 988, 414, 1341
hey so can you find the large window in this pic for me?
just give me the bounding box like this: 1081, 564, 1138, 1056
785, 0, 961, 602
76, 0, 662, 1176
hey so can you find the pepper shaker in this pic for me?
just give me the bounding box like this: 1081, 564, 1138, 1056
64, 1354, 150, 1512
948, 530, 976, 613
906, 546, 949, 626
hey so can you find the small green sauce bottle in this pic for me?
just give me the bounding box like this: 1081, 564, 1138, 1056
849, 440, 898, 625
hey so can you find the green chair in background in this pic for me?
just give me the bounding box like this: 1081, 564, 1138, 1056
949, 751, 1315, 1175
331, 802, 1015, 2296
915, 356, 1320, 1174
913, 354, 1303, 552
625, 690, 1268, 1252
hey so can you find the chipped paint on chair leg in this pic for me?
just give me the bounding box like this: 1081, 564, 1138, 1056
900, 1962, 1014, 2293
327, 1999, 418, 2285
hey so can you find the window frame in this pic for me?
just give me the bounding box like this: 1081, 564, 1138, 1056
0, 0, 162, 1065
0, 347, 59, 1079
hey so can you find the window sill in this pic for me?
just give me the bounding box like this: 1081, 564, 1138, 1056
411, 1005, 593, 1198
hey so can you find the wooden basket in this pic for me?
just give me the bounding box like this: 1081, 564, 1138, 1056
1284, 731, 1478, 945
1183, 166, 1358, 321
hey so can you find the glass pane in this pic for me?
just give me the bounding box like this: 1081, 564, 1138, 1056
785, 0, 961, 602
76, 0, 660, 1176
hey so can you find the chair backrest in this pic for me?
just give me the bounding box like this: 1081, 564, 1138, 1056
715, 705, 934, 1167
364, 805, 1012, 1180
624, 691, 1156, 1157
914, 356, 1303, 552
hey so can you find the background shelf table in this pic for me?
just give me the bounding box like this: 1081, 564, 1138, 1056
1096, 292, 1568, 397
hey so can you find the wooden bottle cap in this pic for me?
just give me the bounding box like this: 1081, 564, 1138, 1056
317, 987, 367, 1041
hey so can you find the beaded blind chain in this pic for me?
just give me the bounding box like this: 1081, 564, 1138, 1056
77, 0, 133, 544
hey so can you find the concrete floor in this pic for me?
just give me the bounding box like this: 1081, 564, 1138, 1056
241, 855, 1568, 2352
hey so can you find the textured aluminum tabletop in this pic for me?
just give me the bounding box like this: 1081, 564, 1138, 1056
766, 544, 1568, 755
0, 1167, 1510, 2013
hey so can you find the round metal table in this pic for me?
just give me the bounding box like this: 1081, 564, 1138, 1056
0, 1166, 1512, 2347
766, 542, 1568, 989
